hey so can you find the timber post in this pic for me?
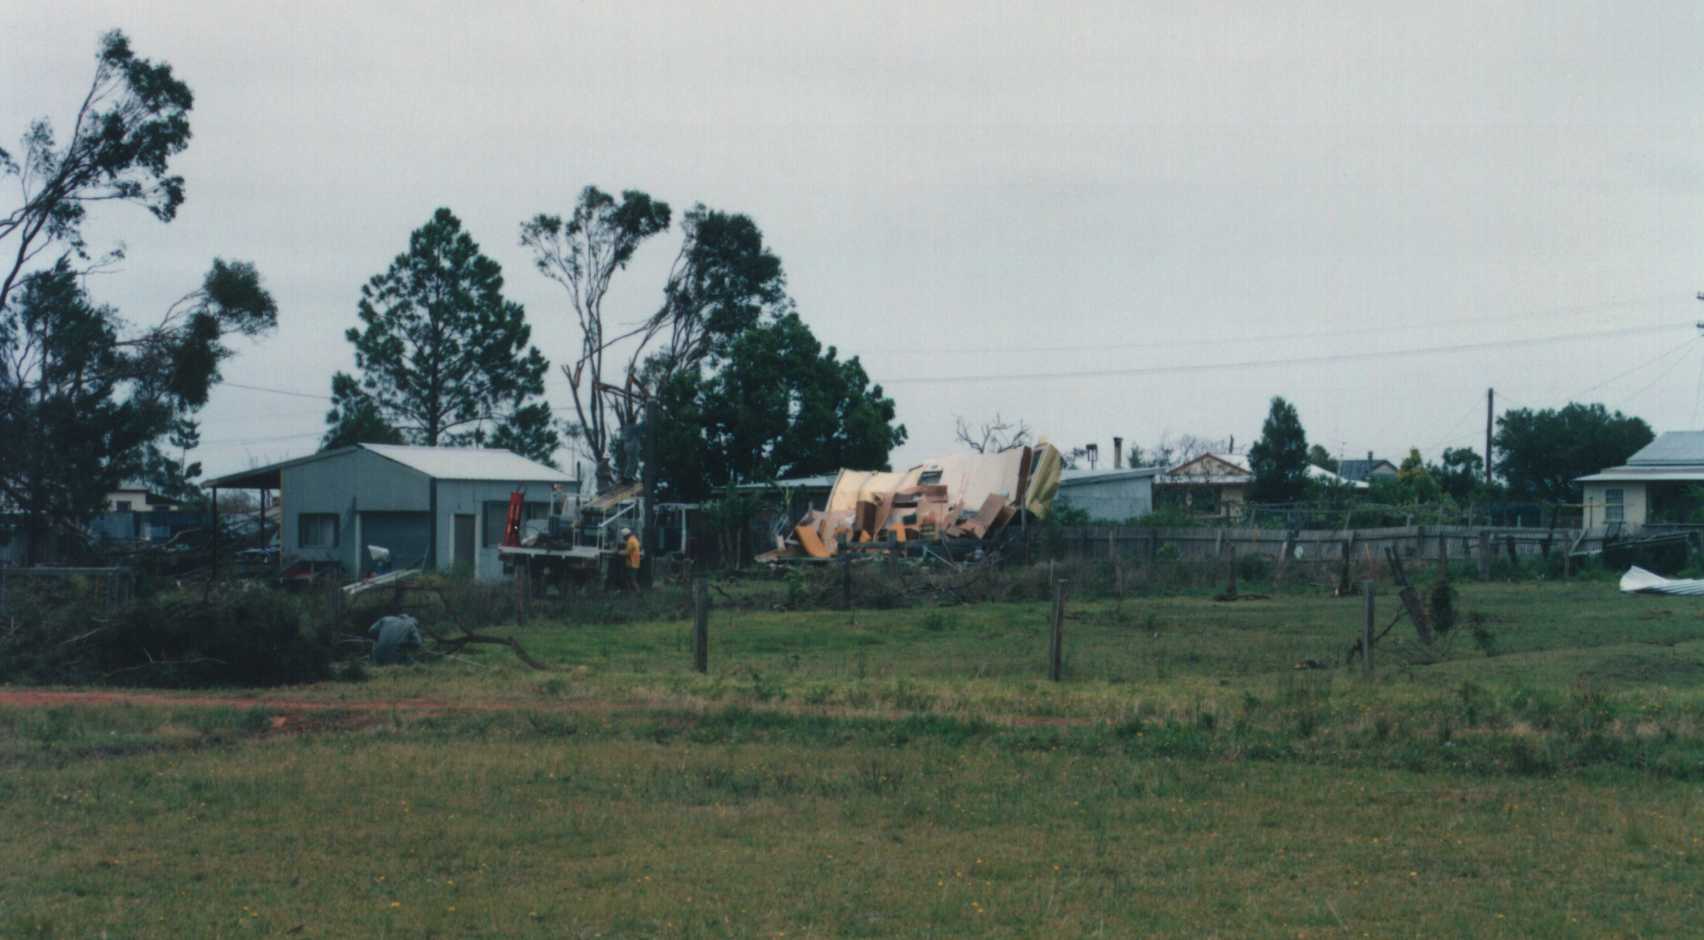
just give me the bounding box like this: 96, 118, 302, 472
1049, 578, 1068, 682
692, 576, 709, 674
1361, 580, 1375, 678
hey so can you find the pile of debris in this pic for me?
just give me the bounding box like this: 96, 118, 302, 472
759, 443, 1063, 562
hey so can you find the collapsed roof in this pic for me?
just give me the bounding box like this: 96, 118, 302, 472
760, 442, 1063, 561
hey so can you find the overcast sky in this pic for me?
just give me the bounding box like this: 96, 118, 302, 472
6, 1, 1704, 479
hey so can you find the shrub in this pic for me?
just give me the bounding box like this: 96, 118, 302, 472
1428, 577, 1457, 635
1235, 552, 1272, 583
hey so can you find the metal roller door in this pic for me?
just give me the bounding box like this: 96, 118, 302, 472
359, 511, 432, 575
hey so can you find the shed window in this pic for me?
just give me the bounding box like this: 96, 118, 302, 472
114, 500, 132, 512
299, 513, 339, 548
483, 501, 549, 547
1605, 488, 1624, 524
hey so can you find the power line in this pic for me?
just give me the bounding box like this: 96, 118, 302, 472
1558, 337, 1697, 404
1614, 338, 1700, 410
222, 381, 332, 401
875, 321, 1692, 387
874, 294, 1684, 358
198, 430, 323, 446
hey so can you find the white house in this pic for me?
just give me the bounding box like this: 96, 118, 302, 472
1576, 432, 1704, 529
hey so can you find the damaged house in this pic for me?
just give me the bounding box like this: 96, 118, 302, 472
759, 443, 1063, 560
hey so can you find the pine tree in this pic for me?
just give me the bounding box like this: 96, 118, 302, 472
327, 208, 557, 463
1248, 396, 1310, 503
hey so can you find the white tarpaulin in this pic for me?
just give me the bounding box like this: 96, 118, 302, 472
1618, 566, 1704, 596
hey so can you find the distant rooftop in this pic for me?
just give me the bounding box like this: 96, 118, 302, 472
1336, 458, 1397, 482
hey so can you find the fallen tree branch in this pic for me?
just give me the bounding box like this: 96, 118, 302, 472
416, 619, 555, 671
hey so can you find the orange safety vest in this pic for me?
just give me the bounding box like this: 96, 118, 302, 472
624, 534, 642, 569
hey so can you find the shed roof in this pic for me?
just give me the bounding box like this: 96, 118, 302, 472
359, 444, 570, 482
203, 444, 571, 489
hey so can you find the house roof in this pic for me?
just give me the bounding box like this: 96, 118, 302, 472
1336, 458, 1397, 481
1625, 432, 1704, 466
1058, 466, 1163, 486
1577, 467, 1704, 483
1157, 452, 1367, 489
203, 444, 571, 489
1573, 432, 1704, 483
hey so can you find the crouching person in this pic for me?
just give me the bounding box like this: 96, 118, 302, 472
370, 614, 424, 664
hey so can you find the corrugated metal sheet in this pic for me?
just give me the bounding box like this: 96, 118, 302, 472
361, 445, 570, 482
1620, 566, 1704, 596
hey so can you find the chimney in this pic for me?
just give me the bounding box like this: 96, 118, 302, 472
1113, 436, 1123, 469
1228, 435, 1235, 454
1367, 450, 1373, 461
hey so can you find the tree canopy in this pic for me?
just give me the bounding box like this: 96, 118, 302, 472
1493, 402, 1652, 502
651, 312, 906, 500
1247, 396, 1310, 503
0, 260, 276, 559
0, 30, 193, 316
0, 31, 283, 559
1429, 446, 1485, 502
1306, 444, 1338, 474
520, 187, 672, 484
325, 208, 556, 463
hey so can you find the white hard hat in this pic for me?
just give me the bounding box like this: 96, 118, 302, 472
621, 528, 632, 536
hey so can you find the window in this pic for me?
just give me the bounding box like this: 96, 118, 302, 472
1604, 488, 1624, 524
484, 501, 549, 547
299, 513, 339, 548
114, 499, 132, 512
918, 469, 943, 485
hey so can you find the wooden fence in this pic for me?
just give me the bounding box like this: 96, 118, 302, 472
1037, 524, 1624, 566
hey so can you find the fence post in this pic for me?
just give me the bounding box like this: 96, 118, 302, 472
1361, 580, 1375, 678
1477, 531, 1491, 579
693, 576, 709, 674
840, 553, 852, 613
1109, 526, 1124, 598
1049, 578, 1068, 682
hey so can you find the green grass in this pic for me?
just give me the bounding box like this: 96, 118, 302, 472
4, 579, 1704, 936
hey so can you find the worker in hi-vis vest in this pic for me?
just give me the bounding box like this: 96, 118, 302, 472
622, 527, 642, 591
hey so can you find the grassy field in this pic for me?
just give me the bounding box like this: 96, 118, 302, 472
4, 574, 1704, 936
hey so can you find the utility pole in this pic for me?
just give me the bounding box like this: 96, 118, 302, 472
1484, 387, 1494, 485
